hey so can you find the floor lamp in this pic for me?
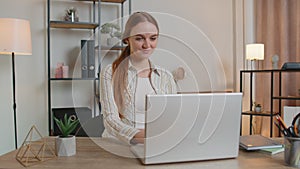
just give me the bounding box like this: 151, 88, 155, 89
0, 18, 32, 149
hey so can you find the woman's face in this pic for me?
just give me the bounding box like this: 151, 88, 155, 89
127, 21, 158, 61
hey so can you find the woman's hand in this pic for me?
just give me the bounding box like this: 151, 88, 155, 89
131, 129, 145, 144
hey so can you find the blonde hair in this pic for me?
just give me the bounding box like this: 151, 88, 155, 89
112, 12, 159, 118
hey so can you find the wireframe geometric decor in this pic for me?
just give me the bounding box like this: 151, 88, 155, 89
15, 125, 56, 167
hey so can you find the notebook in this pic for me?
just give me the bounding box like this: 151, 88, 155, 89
259, 147, 284, 155
130, 93, 243, 164
239, 135, 283, 151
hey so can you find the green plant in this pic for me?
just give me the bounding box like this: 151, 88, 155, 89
54, 114, 79, 137
253, 102, 261, 108
100, 23, 122, 38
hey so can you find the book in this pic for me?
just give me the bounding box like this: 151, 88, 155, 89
81, 40, 95, 78
81, 40, 88, 78
87, 40, 95, 78
259, 146, 284, 155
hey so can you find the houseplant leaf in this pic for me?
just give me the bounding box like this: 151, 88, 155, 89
53, 114, 79, 137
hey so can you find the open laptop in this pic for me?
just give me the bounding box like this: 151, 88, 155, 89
130, 93, 243, 164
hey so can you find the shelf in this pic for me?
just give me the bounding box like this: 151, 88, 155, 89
240, 69, 300, 73
47, 0, 130, 136
76, 0, 126, 3
101, 0, 126, 3
97, 45, 125, 51
242, 111, 279, 117
50, 77, 98, 81
50, 21, 99, 29
240, 69, 300, 136
273, 96, 300, 100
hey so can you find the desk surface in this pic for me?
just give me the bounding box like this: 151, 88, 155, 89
0, 137, 292, 169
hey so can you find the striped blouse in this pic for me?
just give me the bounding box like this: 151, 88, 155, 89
99, 60, 177, 144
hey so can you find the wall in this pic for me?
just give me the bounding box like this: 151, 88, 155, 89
129, 0, 243, 92
241, 0, 256, 135
0, 0, 47, 155
0, 0, 245, 155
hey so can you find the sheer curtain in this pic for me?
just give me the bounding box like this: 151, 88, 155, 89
254, 0, 300, 136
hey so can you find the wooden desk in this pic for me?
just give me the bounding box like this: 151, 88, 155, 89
0, 137, 290, 169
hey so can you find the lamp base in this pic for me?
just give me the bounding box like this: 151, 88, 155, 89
248, 59, 263, 70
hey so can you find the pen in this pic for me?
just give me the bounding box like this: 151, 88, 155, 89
275, 115, 300, 137
274, 121, 289, 137
275, 115, 295, 136
275, 115, 288, 129
288, 126, 296, 137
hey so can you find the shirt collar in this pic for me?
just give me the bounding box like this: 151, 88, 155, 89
128, 59, 160, 76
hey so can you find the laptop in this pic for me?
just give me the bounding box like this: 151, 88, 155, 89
239, 135, 283, 150
281, 62, 300, 70
130, 93, 243, 164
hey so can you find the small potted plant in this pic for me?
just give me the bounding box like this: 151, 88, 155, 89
253, 102, 262, 112
54, 114, 79, 156
100, 23, 122, 46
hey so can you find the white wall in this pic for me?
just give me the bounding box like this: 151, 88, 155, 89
241, 0, 256, 135
0, 0, 47, 155
0, 0, 245, 155
131, 0, 243, 92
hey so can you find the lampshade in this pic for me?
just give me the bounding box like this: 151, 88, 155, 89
0, 18, 32, 55
246, 43, 264, 60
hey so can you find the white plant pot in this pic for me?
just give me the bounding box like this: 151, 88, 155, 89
107, 37, 119, 46
55, 136, 76, 156
255, 107, 262, 112
101, 33, 110, 45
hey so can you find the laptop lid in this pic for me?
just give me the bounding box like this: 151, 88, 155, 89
239, 135, 283, 150
131, 93, 242, 164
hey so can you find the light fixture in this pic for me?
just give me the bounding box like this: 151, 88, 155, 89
246, 43, 264, 70
0, 18, 32, 149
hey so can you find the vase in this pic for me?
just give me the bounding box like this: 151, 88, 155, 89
55, 136, 76, 156
107, 37, 119, 46
71, 12, 75, 22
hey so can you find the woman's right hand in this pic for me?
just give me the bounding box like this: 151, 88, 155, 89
131, 129, 145, 144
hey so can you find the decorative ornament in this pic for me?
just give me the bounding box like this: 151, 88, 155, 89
15, 125, 56, 167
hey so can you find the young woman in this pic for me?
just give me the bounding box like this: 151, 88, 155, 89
100, 12, 177, 144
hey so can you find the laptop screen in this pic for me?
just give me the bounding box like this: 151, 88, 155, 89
133, 93, 242, 164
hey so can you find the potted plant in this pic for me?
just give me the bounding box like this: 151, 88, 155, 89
54, 114, 79, 156
100, 23, 122, 46
253, 102, 262, 112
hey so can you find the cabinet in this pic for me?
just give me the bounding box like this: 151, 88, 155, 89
240, 69, 300, 137
47, 0, 130, 136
